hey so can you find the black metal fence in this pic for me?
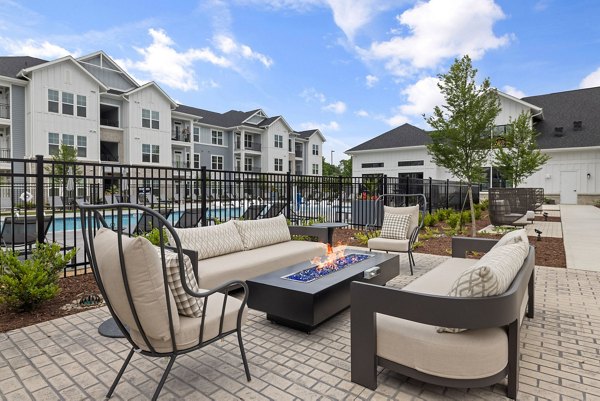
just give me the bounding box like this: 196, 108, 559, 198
0, 156, 480, 276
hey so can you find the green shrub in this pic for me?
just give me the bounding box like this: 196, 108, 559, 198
461, 210, 472, 223
434, 208, 453, 222
0, 243, 77, 311
423, 212, 438, 227
479, 199, 489, 211
446, 212, 461, 229
355, 230, 379, 246
594, 199, 600, 208
137, 227, 169, 246
474, 206, 482, 220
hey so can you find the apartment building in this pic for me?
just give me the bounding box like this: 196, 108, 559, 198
346, 88, 600, 205
0, 51, 324, 177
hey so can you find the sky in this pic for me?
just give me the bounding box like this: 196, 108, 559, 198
1, 0, 600, 164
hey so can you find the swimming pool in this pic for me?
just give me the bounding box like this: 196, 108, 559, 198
49, 208, 241, 232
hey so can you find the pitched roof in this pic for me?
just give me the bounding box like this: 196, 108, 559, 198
173, 105, 265, 128
259, 116, 280, 127
346, 123, 430, 152
522, 86, 600, 149
295, 129, 318, 139
0, 56, 47, 79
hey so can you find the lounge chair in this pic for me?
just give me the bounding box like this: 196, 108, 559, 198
261, 201, 287, 219
79, 203, 250, 400
133, 208, 172, 234
50, 196, 65, 210
174, 209, 203, 228
0, 215, 53, 249
240, 204, 266, 220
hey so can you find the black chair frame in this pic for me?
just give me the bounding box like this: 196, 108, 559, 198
79, 203, 251, 400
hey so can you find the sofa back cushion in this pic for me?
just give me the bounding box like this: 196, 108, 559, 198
380, 213, 411, 240
93, 228, 179, 341
491, 228, 529, 251
234, 214, 291, 250
384, 205, 419, 238
171, 220, 245, 260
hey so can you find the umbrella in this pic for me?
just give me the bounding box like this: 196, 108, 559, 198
66, 167, 74, 206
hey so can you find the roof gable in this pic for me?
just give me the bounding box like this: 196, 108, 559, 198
125, 81, 177, 107
19, 55, 108, 90
77, 51, 138, 91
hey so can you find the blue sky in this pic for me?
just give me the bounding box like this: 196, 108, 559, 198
1, 0, 600, 164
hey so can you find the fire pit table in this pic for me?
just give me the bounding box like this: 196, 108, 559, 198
247, 249, 399, 331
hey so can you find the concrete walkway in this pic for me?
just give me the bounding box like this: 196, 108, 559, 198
561, 204, 600, 271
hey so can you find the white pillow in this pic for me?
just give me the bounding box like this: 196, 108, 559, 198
233, 214, 291, 250
170, 220, 245, 260
491, 228, 529, 251
380, 214, 411, 240
440, 241, 529, 333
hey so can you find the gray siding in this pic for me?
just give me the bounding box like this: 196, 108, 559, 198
80, 63, 134, 91
11, 85, 25, 171
198, 145, 233, 170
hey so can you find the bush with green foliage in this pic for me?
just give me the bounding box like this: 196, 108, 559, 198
434, 208, 453, 222
0, 243, 77, 311
423, 212, 438, 227
446, 212, 462, 230
355, 230, 379, 246
137, 227, 169, 246
479, 199, 489, 211
461, 210, 472, 223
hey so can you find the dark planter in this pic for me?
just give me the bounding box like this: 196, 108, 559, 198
351, 199, 383, 226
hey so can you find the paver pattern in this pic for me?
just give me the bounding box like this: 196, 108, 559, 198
1, 253, 600, 400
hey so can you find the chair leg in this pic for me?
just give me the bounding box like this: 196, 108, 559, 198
237, 328, 252, 381
107, 348, 135, 398
408, 251, 414, 275
152, 355, 176, 401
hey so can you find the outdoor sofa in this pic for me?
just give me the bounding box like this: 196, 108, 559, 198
351, 230, 535, 399
168, 214, 329, 289
489, 188, 544, 227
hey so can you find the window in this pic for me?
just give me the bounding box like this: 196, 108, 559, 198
142, 109, 150, 128
211, 155, 223, 170
48, 90, 59, 113
62, 134, 74, 147
397, 160, 424, 167
151, 111, 159, 129
62, 92, 74, 115
48, 133, 59, 155
77, 136, 87, 157
193, 154, 200, 169
142, 144, 160, 163
193, 127, 200, 142
362, 162, 384, 168
212, 130, 223, 145
312, 163, 319, 175
76, 95, 86, 117
274, 158, 283, 172
288, 139, 292, 152
274, 134, 283, 148
244, 133, 253, 149
245, 157, 253, 171
312, 144, 319, 155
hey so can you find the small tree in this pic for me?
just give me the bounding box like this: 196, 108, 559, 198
493, 111, 550, 187
45, 143, 81, 186
321, 156, 341, 176
339, 158, 353, 177
425, 55, 501, 237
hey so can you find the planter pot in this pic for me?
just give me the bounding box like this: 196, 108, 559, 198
351, 200, 383, 226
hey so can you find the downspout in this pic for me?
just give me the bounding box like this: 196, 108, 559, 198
16, 71, 32, 160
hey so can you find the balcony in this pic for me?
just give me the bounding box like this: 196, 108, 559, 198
173, 161, 190, 168
244, 142, 261, 152
295, 150, 303, 157
100, 104, 119, 128
0, 148, 10, 158
0, 103, 9, 120
100, 141, 119, 162
244, 166, 261, 172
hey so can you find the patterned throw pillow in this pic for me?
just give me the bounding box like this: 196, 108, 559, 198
156, 247, 204, 318
439, 241, 529, 333
380, 214, 411, 240
233, 214, 291, 250
169, 221, 245, 260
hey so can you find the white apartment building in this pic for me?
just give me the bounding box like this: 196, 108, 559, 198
0, 51, 324, 176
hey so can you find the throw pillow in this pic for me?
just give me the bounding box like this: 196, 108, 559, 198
491, 228, 529, 251
169, 220, 245, 260
384, 205, 419, 238
380, 213, 411, 240
439, 241, 529, 333
156, 247, 204, 318
233, 214, 291, 250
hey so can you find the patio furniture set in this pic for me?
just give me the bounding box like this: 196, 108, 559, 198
489, 187, 544, 227
77, 192, 535, 400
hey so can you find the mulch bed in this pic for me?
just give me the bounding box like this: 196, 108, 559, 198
534, 216, 561, 222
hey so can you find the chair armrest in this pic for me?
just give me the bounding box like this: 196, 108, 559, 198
288, 225, 329, 243
451, 237, 498, 258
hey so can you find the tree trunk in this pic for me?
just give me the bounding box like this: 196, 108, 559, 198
468, 185, 477, 237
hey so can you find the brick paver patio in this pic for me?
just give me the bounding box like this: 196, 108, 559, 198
1, 253, 600, 400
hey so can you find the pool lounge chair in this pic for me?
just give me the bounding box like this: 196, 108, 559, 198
0, 215, 53, 249
174, 209, 203, 228
133, 208, 172, 234
260, 201, 288, 219
240, 204, 266, 220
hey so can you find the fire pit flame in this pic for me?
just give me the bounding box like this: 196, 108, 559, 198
283, 248, 370, 283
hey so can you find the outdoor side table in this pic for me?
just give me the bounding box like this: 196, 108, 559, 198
310, 222, 348, 245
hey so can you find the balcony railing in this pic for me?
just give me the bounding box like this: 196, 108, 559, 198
0, 103, 9, 119
0, 148, 10, 158
173, 161, 190, 168
100, 118, 119, 128
172, 130, 191, 142
243, 166, 261, 173
295, 150, 303, 157
245, 142, 261, 151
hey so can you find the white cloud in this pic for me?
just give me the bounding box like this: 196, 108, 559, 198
365, 74, 379, 88
298, 121, 340, 132
0, 37, 77, 59
534, 0, 550, 11
362, 0, 510, 76
300, 88, 326, 103
213, 34, 273, 67
502, 85, 526, 98
580, 67, 600, 89
356, 109, 369, 117
381, 76, 443, 127
322, 100, 347, 114
384, 113, 410, 127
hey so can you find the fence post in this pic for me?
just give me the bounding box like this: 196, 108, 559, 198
200, 167, 207, 226
446, 179, 449, 209
428, 177, 432, 214
35, 155, 45, 243
405, 175, 409, 195
383, 175, 388, 197
337, 175, 343, 223
286, 171, 292, 220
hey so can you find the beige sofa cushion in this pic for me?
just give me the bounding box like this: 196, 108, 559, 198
130, 291, 247, 353
368, 237, 410, 252
196, 240, 327, 289
385, 205, 419, 238
491, 228, 529, 250
171, 221, 244, 260
93, 228, 179, 341
380, 213, 411, 240
233, 214, 291, 250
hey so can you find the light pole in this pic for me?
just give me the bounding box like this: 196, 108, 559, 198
330, 150, 335, 166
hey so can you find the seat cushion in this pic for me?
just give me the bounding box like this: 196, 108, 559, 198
93, 228, 180, 341
385, 205, 419, 237
130, 291, 247, 353
380, 213, 411, 240
234, 214, 291, 250
368, 237, 410, 252
196, 240, 327, 289
171, 220, 245, 260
